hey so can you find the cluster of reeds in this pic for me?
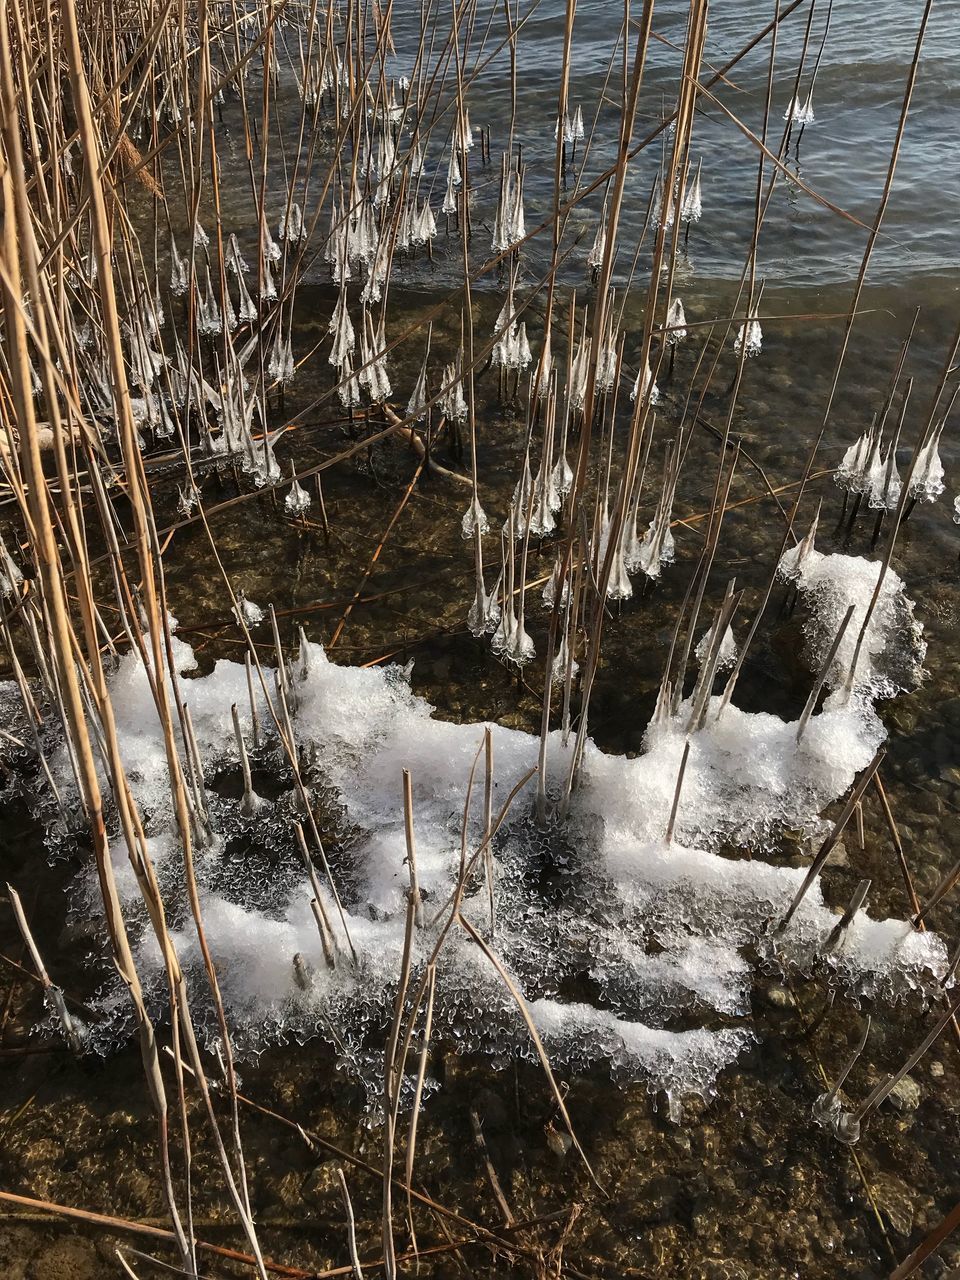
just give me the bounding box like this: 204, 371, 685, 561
0, 0, 957, 1274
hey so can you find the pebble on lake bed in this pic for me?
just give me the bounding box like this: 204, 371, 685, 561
886, 1074, 921, 1113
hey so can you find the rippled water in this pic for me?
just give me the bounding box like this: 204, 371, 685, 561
398, 0, 960, 287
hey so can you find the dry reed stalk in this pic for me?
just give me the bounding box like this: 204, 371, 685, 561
0, 44, 195, 1271
777, 750, 885, 934
5, 883, 83, 1052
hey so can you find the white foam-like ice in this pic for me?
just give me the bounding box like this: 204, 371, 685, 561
781, 548, 926, 698
20, 550, 946, 1102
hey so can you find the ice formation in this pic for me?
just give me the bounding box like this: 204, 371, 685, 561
779, 546, 926, 699
3, 551, 947, 1112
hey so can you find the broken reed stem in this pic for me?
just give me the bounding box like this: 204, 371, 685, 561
822, 878, 871, 954
403, 961, 436, 1255
850, 984, 960, 1126
457, 911, 604, 1194
777, 750, 885, 934
402, 769, 425, 928
336, 1169, 364, 1280
820, 1015, 871, 1112
796, 604, 855, 742
6, 883, 83, 1053
665, 740, 690, 845
382, 894, 417, 1280
293, 822, 337, 970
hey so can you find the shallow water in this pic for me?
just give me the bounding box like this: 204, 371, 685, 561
3, 1, 960, 1276
210, 0, 960, 290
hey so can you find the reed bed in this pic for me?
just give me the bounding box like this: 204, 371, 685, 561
0, 0, 958, 1276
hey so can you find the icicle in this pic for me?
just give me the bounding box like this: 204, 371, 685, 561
734, 311, 762, 358
666, 298, 687, 345
695, 622, 737, 671
491, 595, 516, 656
631, 357, 660, 406
236, 269, 258, 323
653, 172, 675, 231
461, 494, 489, 540
492, 525, 517, 656
586, 209, 606, 279
197, 268, 222, 336
415, 199, 437, 244
507, 456, 534, 530
233, 594, 265, 627
325, 201, 345, 273
508, 169, 526, 245
534, 331, 553, 400
467, 561, 500, 637
542, 558, 561, 608
596, 303, 619, 393
407, 355, 429, 421
338, 352, 361, 409
906, 428, 945, 504
491, 280, 530, 371
506, 615, 535, 665
551, 451, 573, 499
458, 107, 475, 151
328, 290, 355, 370
572, 105, 584, 140
440, 359, 468, 423
492, 158, 508, 253
280, 202, 305, 245
396, 194, 415, 252
169, 234, 188, 295
515, 322, 532, 370
679, 159, 703, 225
261, 257, 278, 303
267, 329, 283, 383
529, 453, 557, 538
570, 332, 590, 410
836, 431, 874, 493
373, 128, 397, 206
442, 147, 460, 215
358, 312, 391, 402
227, 233, 249, 275
360, 232, 390, 305
866, 443, 901, 511
177, 479, 200, 517
552, 630, 578, 685
637, 515, 675, 579
778, 505, 820, 580
606, 527, 633, 601
635, 444, 680, 581
252, 433, 282, 489
285, 466, 311, 517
